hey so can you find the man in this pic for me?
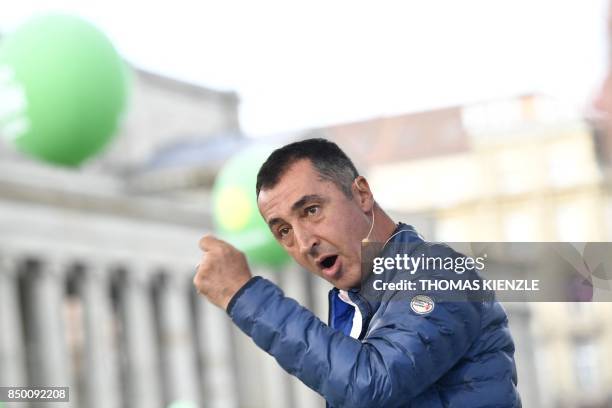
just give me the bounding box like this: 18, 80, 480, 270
194, 138, 520, 407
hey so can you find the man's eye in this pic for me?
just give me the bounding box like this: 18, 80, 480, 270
306, 205, 320, 216
279, 227, 291, 237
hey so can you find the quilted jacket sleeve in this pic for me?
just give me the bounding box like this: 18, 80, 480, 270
227, 275, 483, 408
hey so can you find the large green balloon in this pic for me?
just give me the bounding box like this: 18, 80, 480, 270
0, 14, 129, 166
212, 146, 290, 268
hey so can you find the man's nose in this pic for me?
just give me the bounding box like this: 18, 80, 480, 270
294, 227, 319, 257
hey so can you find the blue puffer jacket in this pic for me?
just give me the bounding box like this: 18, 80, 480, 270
227, 224, 521, 407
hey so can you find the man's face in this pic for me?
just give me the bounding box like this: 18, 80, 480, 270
257, 159, 372, 289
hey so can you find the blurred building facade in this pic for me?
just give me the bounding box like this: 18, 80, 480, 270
0, 69, 327, 408
319, 95, 612, 408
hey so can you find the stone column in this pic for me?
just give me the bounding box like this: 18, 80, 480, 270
0, 255, 27, 408
156, 271, 200, 407
26, 258, 75, 408
80, 262, 121, 408
121, 264, 163, 408
196, 289, 239, 408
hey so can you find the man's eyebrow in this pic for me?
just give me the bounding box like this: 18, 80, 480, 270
291, 194, 325, 212
267, 194, 327, 229
267, 217, 283, 229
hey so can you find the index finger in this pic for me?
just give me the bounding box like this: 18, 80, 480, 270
199, 234, 223, 251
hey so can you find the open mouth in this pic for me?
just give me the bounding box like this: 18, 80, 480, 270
320, 255, 338, 270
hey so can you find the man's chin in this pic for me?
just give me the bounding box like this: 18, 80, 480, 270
329, 273, 362, 291
310, 262, 362, 289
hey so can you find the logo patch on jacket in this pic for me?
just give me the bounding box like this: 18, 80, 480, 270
410, 295, 435, 315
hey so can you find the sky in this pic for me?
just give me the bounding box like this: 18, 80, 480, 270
0, 0, 609, 136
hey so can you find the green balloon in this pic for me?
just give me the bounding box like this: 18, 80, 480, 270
0, 14, 129, 166
212, 146, 290, 268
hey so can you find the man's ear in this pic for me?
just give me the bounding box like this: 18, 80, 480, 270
353, 176, 374, 212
